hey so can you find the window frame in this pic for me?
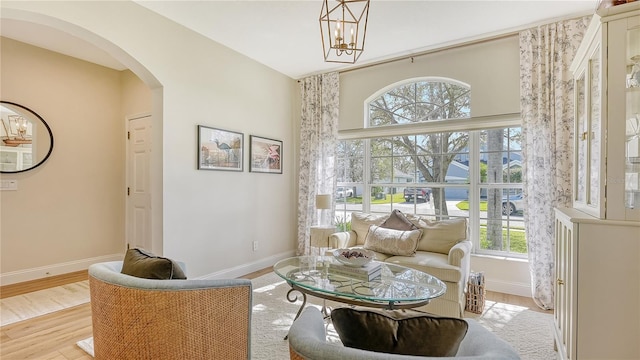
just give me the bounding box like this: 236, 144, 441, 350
336, 92, 523, 257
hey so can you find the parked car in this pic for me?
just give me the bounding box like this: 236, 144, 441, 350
502, 193, 524, 215
336, 187, 354, 198
404, 188, 431, 203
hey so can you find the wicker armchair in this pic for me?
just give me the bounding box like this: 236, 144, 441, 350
89, 261, 252, 360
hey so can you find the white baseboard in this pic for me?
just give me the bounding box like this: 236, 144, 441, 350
196, 250, 296, 280
0, 253, 123, 286
485, 279, 531, 298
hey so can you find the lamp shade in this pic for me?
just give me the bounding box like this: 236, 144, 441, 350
315, 194, 332, 209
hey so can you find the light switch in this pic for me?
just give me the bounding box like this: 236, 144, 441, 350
0, 179, 18, 190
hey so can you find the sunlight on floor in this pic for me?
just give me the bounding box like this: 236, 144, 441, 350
0, 280, 90, 326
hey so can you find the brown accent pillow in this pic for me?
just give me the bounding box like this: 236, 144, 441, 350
331, 308, 468, 357
380, 210, 419, 231
121, 248, 187, 280
363, 225, 422, 256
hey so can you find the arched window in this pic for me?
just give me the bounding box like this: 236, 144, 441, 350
368, 79, 470, 127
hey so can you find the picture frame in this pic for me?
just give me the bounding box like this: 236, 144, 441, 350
249, 135, 282, 174
198, 125, 243, 171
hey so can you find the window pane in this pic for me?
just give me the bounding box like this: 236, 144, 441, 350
392, 135, 415, 156
371, 157, 392, 183
371, 138, 392, 156
479, 187, 525, 255
393, 156, 415, 183
480, 127, 522, 184
370, 185, 394, 214
337, 157, 364, 183
368, 81, 471, 128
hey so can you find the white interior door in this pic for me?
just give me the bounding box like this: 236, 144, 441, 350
126, 115, 152, 250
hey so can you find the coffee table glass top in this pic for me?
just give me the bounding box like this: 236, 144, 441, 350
273, 256, 446, 307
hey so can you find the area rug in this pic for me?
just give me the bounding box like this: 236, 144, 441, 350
250, 272, 556, 360
77, 272, 556, 359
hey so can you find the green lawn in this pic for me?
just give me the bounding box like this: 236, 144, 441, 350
340, 193, 405, 204
456, 200, 487, 211
479, 225, 527, 253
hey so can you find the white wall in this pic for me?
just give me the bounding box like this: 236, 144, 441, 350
339, 36, 520, 131
1, 1, 297, 282
0, 38, 127, 281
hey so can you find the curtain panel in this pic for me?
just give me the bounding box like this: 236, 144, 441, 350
297, 72, 339, 255
520, 16, 590, 309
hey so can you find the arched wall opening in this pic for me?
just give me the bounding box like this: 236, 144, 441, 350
0, 8, 164, 283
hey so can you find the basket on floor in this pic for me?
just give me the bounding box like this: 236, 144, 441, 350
465, 272, 485, 314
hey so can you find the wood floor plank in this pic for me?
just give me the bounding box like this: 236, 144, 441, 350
0, 271, 88, 299
1, 304, 92, 360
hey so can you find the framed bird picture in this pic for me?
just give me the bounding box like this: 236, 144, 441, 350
198, 125, 243, 171
249, 135, 282, 174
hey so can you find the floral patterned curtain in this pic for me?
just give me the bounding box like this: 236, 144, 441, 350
297, 73, 339, 255
520, 16, 590, 309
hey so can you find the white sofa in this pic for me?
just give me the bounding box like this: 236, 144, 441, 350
329, 212, 472, 318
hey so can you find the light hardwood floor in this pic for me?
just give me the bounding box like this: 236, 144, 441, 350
0, 267, 547, 360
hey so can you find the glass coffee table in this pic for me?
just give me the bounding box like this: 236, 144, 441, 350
273, 255, 446, 323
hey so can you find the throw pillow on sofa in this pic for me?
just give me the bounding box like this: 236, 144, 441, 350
380, 209, 419, 231
408, 216, 468, 254
331, 307, 469, 357
363, 225, 422, 256
350, 212, 389, 245
121, 248, 187, 280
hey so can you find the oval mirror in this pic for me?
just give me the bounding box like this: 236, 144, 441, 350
0, 101, 54, 173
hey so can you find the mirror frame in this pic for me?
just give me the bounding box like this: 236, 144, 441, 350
0, 101, 54, 174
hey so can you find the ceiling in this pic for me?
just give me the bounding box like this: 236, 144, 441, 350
1, 1, 596, 79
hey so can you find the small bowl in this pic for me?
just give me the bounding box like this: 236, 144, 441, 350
332, 248, 374, 267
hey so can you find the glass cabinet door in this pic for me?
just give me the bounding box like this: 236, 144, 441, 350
626, 26, 640, 210
589, 47, 601, 207
576, 73, 587, 204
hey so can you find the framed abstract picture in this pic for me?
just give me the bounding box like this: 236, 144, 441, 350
198, 125, 243, 171
249, 135, 282, 174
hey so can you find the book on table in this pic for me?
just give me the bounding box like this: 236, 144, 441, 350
328, 261, 382, 281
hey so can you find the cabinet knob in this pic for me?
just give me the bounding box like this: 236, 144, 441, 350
557, 279, 565, 285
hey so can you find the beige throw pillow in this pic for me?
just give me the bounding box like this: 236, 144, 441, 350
409, 217, 468, 254
350, 212, 389, 245
363, 225, 422, 256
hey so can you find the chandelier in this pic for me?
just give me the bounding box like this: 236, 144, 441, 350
319, 0, 370, 64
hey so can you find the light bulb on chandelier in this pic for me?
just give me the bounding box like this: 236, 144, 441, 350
320, 0, 370, 64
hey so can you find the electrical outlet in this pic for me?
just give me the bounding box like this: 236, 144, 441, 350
253, 241, 259, 251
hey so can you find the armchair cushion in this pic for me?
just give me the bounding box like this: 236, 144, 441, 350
121, 248, 187, 280
331, 307, 468, 357
363, 225, 422, 256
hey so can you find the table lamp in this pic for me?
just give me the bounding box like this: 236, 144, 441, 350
311, 194, 334, 255
315, 194, 332, 226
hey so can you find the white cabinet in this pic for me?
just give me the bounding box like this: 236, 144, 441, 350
554, 207, 640, 360
0, 146, 32, 172
570, 2, 640, 221
556, 4, 640, 359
